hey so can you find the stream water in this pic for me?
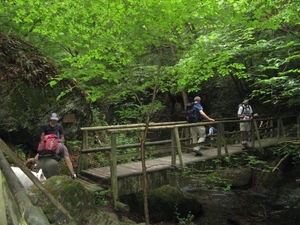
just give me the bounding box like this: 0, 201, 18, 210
126, 148, 300, 225
188, 170, 300, 225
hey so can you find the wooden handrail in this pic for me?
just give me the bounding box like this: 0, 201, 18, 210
80, 115, 299, 157
81, 138, 190, 153
0, 143, 51, 225
80, 121, 187, 131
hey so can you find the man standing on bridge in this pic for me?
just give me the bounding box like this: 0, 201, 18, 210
237, 99, 253, 150
191, 96, 215, 156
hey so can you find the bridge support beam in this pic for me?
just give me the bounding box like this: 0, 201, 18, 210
110, 132, 118, 209
173, 127, 183, 167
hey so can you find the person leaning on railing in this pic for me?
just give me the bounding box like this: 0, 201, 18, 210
191, 96, 215, 156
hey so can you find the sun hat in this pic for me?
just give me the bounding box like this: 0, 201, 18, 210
242, 99, 249, 104
194, 96, 201, 101
50, 113, 59, 121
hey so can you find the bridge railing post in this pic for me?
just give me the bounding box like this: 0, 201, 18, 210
252, 119, 263, 152
216, 123, 222, 157
110, 132, 118, 209
250, 120, 255, 147
276, 118, 281, 141
184, 127, 190, 145
173, 127, 183, 167
269, 118, 274, 138
219, 122, 228, 155
77, 130, 88, 174
276, 117, 285, 141
280, 117, 286, 139
171, 129, 176, 166
297, 115, 300, 139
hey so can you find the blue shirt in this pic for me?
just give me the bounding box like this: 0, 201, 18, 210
194, 103, 203, 121
208, 127, 216, 135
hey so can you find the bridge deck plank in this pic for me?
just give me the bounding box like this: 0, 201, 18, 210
81, 137, 283, 180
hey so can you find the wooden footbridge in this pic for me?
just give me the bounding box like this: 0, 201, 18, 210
77, 115, 300, 209
0, 114, 299, 224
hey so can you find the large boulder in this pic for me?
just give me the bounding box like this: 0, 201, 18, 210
27, 175, 122, 224
0, 33, 91, 153
121, 184, 203, 223
208, 168, 252, 189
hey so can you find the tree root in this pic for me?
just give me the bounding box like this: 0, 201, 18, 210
272, 153, 290, 172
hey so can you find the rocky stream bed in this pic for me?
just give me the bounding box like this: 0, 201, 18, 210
122, 150, 300, 225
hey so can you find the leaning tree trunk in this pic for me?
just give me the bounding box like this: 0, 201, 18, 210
182, 90, 189, 106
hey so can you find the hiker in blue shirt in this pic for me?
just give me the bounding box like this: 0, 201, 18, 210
207, 125, 217, 140
191, 96, 215, 156
207, 125, 217, 147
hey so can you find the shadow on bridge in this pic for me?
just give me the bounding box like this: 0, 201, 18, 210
77, 115, 300, 208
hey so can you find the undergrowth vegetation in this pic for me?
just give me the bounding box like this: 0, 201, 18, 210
169, 142, 300, 192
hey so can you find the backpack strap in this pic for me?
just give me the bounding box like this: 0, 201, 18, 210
38, 150, 62, 162
39, 150, 56, 158
241, 105, 245, 114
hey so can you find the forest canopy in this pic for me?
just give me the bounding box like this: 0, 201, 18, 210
0, 0, 299, 122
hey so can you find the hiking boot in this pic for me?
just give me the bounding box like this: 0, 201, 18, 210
244, 143, 250, 149
195, 152, 203, 157
193, 149, 203, 156
242, 143, 250, 150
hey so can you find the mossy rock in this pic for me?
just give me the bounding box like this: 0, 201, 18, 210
27, 176, 97, 223
121, 184, 203, 223
208, 168, 252, 189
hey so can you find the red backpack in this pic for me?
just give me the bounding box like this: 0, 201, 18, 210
38, 134, 59, 152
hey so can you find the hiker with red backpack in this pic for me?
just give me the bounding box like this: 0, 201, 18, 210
25, 113, 76, 180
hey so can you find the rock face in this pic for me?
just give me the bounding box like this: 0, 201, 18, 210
0, 33, 91, 153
